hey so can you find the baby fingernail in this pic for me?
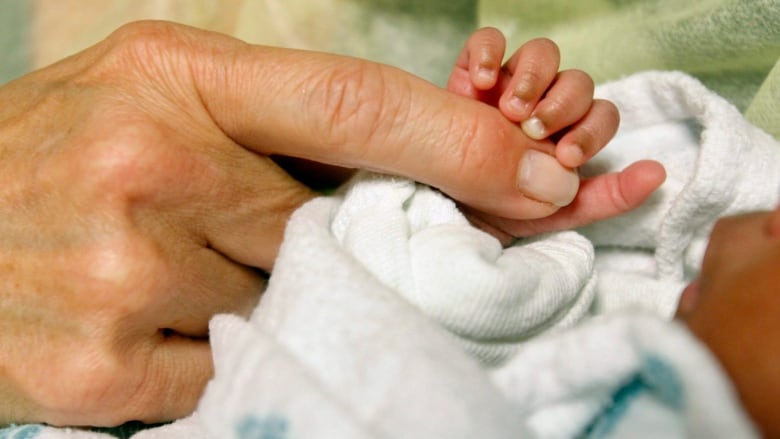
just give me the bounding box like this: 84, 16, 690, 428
477, 67, 496, 84
521, 117, 546, 140
517, 150, 580, 207
507, 96, 529, 116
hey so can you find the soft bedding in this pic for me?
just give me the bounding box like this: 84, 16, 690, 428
4, 69, 777, 439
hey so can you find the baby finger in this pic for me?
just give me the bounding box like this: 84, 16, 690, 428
520, 69, 594, 140
555, 99, 620, 168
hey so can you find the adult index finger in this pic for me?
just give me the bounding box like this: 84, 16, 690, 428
142, 22, 578, 219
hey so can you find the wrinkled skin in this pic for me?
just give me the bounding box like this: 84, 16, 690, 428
0, 21, 663, 426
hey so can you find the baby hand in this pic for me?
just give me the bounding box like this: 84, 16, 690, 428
446, 27, 666, 240
447, 27, 619, 169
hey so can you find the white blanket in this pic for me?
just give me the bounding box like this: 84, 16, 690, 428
5, 71, 778, 438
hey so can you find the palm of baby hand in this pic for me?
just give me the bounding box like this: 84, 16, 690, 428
446, 27, 666, 239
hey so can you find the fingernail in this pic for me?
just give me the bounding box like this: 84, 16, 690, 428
507, 96, 529, 116
517, 149, 580, 207
521, 117, 546, 140
557, 143, 584, 167
476, 67, 496, 85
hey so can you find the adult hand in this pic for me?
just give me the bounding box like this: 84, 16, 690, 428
0, 22, 318, 426
0, 21, 659, 426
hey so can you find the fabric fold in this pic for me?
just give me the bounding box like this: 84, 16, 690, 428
8, 70, 777, 439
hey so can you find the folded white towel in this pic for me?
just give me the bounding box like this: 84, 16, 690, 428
201, 205, 529, 437
492, 315, 756, 438
583, 71, 780, 317
7, 71, 777, 438
321, 175, 596, 364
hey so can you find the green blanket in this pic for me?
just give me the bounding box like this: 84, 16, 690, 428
234, 0, 778, 139
0, 0, 29, 85
479, 0, 780, 139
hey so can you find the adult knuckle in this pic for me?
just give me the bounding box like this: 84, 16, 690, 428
84, 21, 189, 83
446, 107, 539, 204
71, 236, 166, 318
106, 21, 183, 60
37, 343, 133, 425
307, 60, 396, 156
106, 242, 163, 301
448, 110, 498, 177
34, 255, 165, 426
78, 126, 165, 203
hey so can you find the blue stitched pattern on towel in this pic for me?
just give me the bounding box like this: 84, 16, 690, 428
640, 355, 683, 410
583, 375, 645, 438
583, 354, 684, 438
236, 414, 289, 439
0, 424, 42, 439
